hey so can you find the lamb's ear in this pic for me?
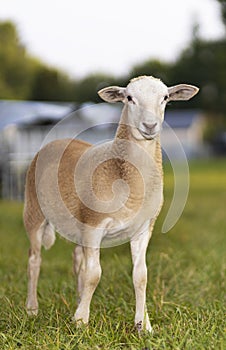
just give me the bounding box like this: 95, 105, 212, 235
98, 86, 126, 103
168, 84, 199, 101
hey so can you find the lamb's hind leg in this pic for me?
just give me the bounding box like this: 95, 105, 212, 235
26, 221, 55, 315
26, 224, 43, 315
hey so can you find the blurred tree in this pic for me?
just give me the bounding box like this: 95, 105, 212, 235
129, 59, 172, 85
217, 0, 226, 27
170, 16, 226, 145
170, 24, 226, 112
0, 21, 36, 99
30, 66, 75, 101
0, 20, 76, 102
74, 73, 116, 103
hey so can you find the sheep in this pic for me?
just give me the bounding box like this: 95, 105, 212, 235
23, 75, 199, 333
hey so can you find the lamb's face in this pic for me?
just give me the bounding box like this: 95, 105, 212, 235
98, 75, 199, 140
125, 76, 169, 140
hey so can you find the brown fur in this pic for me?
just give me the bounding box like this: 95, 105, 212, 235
24, 129, 157, 231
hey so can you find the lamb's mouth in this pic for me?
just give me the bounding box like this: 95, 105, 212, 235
138, 122, 160, 140
138, 129, 158, 140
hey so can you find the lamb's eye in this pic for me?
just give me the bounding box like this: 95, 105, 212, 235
127, 95, 133, 102
164, 95, 169, 101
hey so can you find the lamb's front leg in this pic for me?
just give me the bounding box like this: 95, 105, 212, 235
130, 225, 153, 333
73, 247, 101, 324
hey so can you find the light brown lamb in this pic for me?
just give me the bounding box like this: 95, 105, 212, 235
23, 75, 199, 332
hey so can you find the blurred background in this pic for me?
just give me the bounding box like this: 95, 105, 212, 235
0, 0, 226, 200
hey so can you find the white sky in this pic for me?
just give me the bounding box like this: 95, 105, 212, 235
0, 0, 225, 78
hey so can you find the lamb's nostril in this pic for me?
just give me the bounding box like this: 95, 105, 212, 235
142, 122, 157, 131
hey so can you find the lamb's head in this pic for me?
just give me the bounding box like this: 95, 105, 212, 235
98, 75, 199, 140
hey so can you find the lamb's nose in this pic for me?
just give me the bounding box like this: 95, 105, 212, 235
142, 122, 157, 132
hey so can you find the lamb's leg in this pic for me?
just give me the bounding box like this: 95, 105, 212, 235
73, 247, 101, 324
26, 224, 44, 316
73, 245, 85, 301
130, 225, 153, 333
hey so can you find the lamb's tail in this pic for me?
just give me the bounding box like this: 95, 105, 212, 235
42, 221, 56, 250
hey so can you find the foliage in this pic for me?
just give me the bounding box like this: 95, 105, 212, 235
0, 160, 225, 349
0, 21, 36, 99
29, 66, 76, 102
129, 59, 172, 86
217, 0, 226, 26
73, 73, 117, 104
170, 36, 226, 112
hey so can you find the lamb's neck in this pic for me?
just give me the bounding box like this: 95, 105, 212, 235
112, 106, 163, 176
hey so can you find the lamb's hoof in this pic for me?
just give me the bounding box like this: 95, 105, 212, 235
146, 324, 153, 334
72, 316, 88, 328
26, 308, 38, 316
136, 320, 143, 334
135, 321, 153, 334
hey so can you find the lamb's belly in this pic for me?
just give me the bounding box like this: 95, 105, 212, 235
99, 217, 151, 247
99, 192, 163, 247
53, 216, 149, 248
49, 189, 163, 248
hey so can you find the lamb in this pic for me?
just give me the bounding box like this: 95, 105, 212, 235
23, 75, 199, 333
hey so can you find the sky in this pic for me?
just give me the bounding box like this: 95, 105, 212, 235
0, 0, 225, 78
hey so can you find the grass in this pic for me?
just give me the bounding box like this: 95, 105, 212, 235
0, 159, 225, 349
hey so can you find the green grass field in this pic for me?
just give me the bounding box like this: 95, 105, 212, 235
0, 160, 225, 349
